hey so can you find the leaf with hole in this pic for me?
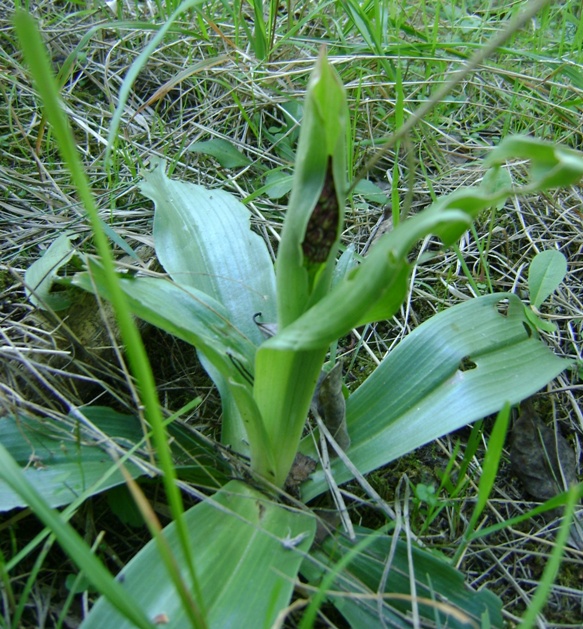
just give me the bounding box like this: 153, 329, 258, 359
301, 294, 571, 501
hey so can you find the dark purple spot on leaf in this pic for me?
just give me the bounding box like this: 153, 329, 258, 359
301, 156, 339, 264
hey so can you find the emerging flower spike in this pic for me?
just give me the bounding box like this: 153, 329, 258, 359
301, 156, 339, 264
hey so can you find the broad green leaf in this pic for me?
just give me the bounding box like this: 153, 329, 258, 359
82, 480, 316, 629
188, 138, 252, 169
0, 409, 145, 511
0, 443, 154, 629
528, 249, 568, 308
485, 135, 583, 190
140, 158, 276, 345
302, 294, 570, 501
73, 266, 255, 387
131, 154, 276, 455
305, 526, 503, 628
73, 262, 261, 457
25, 233, 77, 310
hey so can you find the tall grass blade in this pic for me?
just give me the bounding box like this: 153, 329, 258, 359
0, 444, 154, 629
517, 485, 580, 628
13, 11, 206, 624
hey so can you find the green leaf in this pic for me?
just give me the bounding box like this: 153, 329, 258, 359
166, 412, 231, 489
276, 48, 348, 328
140, 158, 276, 345
264, 169, 293, 199
524, 306, 558, 333
228, 377, 279, 483
106, 485, 145, 528
24, 233, 77, 310
250, 0, 267, 59
467, 403, 511, 533
188, 138, 252, 169
332, 244, 358, 287
254, 347, 327, 486
0, 409, 145, 511
353, 178, 389, 204
485, 135, 583, 190
528, 249, 568, 308
0, 442, 155, 629
82, 480, 316, 629
73, 266, 256, 387
480, 165, 513, 211
305, 526, 503, 628
261, 100, 303, 162
199, 357, 256, 457
302, 294, 570, 501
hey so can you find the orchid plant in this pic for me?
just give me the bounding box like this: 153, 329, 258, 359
3, 10, 582, 629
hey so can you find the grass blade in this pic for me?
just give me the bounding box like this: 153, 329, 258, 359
13, 11, 206, 625
517, 485, 580, 628
0, 444, 155, 629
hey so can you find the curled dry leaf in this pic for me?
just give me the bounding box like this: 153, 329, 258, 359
510, 399, 580, 531
285, 452, 317, 498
